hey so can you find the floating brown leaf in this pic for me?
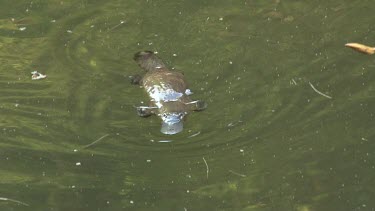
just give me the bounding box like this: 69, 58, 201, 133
345, 43, 375, 55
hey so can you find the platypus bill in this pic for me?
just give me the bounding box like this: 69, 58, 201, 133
130, 51, 207, 135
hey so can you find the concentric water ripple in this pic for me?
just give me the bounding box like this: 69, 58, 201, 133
1, 0, 375, 210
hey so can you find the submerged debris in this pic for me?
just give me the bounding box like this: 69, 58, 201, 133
0, 197, 29, 206
308, 82, 332, 99
228, 170, 247, 177
203, 157, 209, 179
188, 131, 201, 138
31, 71, 47, 80
82, 134, 110, 149
345, 43, 375, 55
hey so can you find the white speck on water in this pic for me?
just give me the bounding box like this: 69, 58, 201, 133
150, 139, 154, 142
51, 20, 56, 23
71, 185, 75, 188
90, 25, 95, 28
15, 104, 19, 107
75, 162, 81, 166
219, 17, 223, 21
229, 61, 233, 64
73, 149, 78, 152
173, 53, 177, 57
146, 160, 151, 163
186, 190, 190, 193
130, 200, 134, 204
67, 30, 73, 33
19, 27, 26, 31
240, 149, 244, 153
148, 42, 153, 45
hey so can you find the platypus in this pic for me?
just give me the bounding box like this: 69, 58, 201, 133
130, 51, 207, 135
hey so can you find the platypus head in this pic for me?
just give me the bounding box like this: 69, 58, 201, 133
160, 112, 186, 135
134, 51, 167, 72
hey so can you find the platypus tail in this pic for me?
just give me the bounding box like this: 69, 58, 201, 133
134, 51, 167, 72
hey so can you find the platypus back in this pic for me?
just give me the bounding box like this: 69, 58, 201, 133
133, 51, 167, 72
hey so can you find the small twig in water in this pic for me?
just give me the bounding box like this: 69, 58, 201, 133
308, 82, 332, 99
82, 134, 110, 149
107, 20, 125, 32
228, 170, 247, 177
0, 197, 29, 206
188, 131, 201, 138
202, 157, 209, 179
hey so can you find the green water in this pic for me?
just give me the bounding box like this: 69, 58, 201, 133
1, 0, 375, 210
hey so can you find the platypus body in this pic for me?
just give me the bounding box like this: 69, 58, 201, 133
131, 51, 206, 135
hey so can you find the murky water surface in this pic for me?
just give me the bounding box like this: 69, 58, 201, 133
0, 0, 374, 210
